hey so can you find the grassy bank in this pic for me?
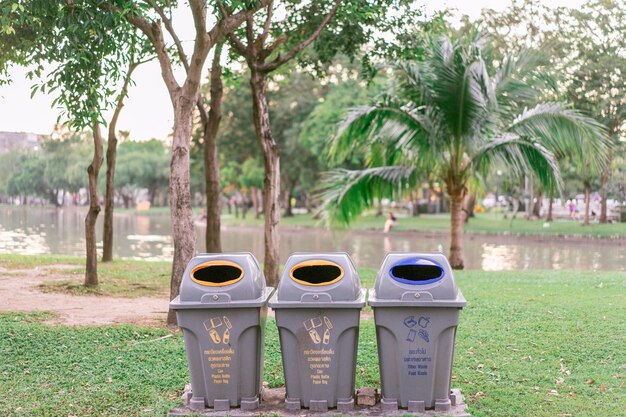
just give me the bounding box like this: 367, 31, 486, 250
1, 255, 624, 416
222, 211, 626, 238
0, 254, 171, 297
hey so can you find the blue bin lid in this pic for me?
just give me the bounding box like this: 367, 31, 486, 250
369, 252, 466, 308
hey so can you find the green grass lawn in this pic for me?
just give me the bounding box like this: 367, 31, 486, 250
0, 255, 623, 416
222, 211, 626, 238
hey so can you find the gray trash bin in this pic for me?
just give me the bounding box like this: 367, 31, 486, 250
170, 253, 273, 411
369, 253, 466, 413
268, 253, 365, 412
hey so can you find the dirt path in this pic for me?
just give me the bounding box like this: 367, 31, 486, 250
0, 265, 169, 326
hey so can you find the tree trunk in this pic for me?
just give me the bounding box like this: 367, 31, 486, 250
203, 43, 224, 253
462, 191, 476, 224
85, 123, 104, 287
599, 149, 612, 224
250, 69, 281, 287
250, 187, 261, 219
102, 129, 117, 262
121, 194, 131, 209
448, 188, 465, 270
103, 62, 136, 262
284, 188, 293, 217
583, 180, 591, 226
148, 186, 157, 206
305, 192, 312, 213
546, 188, 554, 222
166, 97, 198, 326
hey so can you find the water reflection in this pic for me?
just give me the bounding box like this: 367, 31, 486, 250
0, 206, 623, 271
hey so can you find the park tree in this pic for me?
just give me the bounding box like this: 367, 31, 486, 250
1, 1, 140, 287
42, 133, 91, 205
220, 0, 420, 285
3, 0, 271, 325
553, 0, 625, 223
240, 158, 264, 218
320, 29, 608, 269
6, 152, 48, 203
149, 1, 226, 253
107, 1, 271, 325
115, 139, 170, 207
482, 0, 624, 223
103, 53, 151, 262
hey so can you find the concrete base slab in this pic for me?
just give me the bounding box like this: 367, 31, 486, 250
169, 387, 470, 416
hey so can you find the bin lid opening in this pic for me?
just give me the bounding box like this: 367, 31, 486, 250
389, 258, 444, 285
191, 260, 244, 286
290, 260, 344, 286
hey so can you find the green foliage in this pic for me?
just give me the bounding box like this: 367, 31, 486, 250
240, 158, 264, 189
482, 0, 626, 189
0, 0, 138, 128
115, 139, 169, 203
6, 152, 48, 198
42, 133, 92, 194
320, 28, 609, 225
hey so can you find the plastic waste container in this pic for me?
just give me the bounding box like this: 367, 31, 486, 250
268, 253, 366, 412
170, 253, 273, 411
369, 253, 466, 413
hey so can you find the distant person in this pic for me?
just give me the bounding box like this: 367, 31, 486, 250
384, 212, 397, 233
568, 200, 576, 220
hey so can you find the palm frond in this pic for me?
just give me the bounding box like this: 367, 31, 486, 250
316, 166, 417, 226
331, 96, 437, 163
507, 102, 610, 174
471, 134, 562, 192
427, 35, 489, 142
492, 48, 549, 106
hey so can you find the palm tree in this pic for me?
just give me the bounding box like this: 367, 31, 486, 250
320, 30, 608, 269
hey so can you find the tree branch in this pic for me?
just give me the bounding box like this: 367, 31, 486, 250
261, 0, 341, 72
150, 0, 189, 72
101, 2, 180, 98
258, 1, 274, 45
109, 59, 140, 141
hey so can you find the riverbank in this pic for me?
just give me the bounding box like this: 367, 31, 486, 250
221, 212, 626, 240
0, 255, 623, 416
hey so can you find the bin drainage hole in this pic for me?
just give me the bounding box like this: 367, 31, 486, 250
291, 264, 343, 285
192, 264, 243, 285
390, 265, 443, 283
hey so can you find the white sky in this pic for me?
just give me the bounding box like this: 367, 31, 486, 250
0, 0, 586, 140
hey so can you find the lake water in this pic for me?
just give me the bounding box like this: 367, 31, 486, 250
0, 206, 623, 271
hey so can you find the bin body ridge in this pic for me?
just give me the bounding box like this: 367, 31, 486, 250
170, 253, 272, 411
269, 252, 365, 411
369, 252, 466, 410
275, 307, 361, 406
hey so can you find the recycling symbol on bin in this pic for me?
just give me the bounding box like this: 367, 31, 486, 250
404, 316, 430, 343
203, 316, 233, 345
303, 316, 333, 345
